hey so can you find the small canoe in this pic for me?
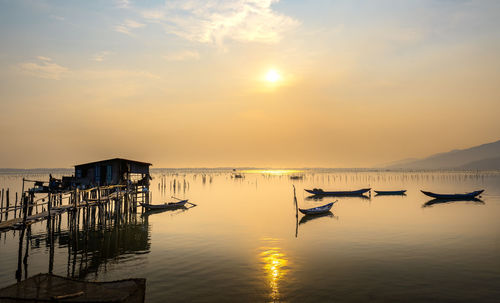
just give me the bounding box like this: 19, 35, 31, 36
421, 190, 483, 200
299, 202, 335, 215
140, 200, 188, 210
374, 190, 406, 195
305, 188, 371, 196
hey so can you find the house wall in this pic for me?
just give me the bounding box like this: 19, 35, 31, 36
75, 159, 150, 187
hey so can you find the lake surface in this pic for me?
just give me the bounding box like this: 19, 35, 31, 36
1, 169, 500, 302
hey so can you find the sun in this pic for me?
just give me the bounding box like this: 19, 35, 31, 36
265, 69, 281, 83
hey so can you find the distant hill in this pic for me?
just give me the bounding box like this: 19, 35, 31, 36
386, 139, 500, 170
459, 156, 500, 170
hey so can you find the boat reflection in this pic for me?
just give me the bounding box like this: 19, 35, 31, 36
259, 241, 289, 302
423, 198, 485, 208
299, 211, 337, 225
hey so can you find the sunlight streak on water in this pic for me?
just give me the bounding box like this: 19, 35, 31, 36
241, 169, 303, 175
258, 238, 290, 301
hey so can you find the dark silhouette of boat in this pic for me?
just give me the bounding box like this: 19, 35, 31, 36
423, 198, 484, 207
374, 190, 406, 195
299, 211, 334, 225
140, 199, 189, 210
305, 188, 370, 196
306, 194, 370, 201
299, 202, 336, 215
421, 190, 484, 199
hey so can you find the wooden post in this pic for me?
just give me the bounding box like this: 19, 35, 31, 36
293, 185, 298, 238
0, 188, 3, 222
14, 192, 18, 218
22, 194, 28, 225
74, 188, 78, 209
47, 192, 52, 220
5, 189, 9, 220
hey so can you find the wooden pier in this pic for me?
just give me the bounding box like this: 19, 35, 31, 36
0, 182, 150, 232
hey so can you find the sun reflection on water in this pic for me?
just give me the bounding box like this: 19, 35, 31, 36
259, 238, 290, 301
242, 169, 302, 175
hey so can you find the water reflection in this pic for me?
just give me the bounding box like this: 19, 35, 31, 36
299, 212, 337, 225
15, 210, 151, 281
423, 198, 485, 208
241, 169, 302, 175
259, 239, 290, 301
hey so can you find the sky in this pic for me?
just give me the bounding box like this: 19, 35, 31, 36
0, 0, 499, 168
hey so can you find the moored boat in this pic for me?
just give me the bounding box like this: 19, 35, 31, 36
305, 188, 370, 196
374, 190, 406, 195
140, 200, 189, 210
420, 190, 483, 200
299, 201, 336, 215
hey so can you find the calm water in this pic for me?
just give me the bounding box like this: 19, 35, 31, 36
1, 169, 500, 302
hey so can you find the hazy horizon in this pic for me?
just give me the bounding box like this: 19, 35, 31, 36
1, 0, 499, 168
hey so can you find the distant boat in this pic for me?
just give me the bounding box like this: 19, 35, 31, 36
140, 200, 189, 210
289, 175, 303, 180
299, 201, 336, 215
233, 174, 244, 178
420, 190, 484, 200
305, 188, 371, 196
374, 190, 406, 195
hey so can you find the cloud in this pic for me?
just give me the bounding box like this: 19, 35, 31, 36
115, 0, 130, 9
164, 50, 200, 61
49, 15, 65, 21
18, 57, 68, 80
114, 19, 145, 35
141, 0, 299, 44
92, 51, 112, 62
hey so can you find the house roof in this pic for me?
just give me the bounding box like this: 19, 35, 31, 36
74, 158, 152, 167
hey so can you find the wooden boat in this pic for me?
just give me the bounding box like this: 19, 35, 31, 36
305, 188, 371, 196
299, 202, 335, 215
374, 190, 406, 195
140, 200, 188, 210
420, 190, 483, 200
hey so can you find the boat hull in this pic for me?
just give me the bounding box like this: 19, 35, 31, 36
374, 190, 406, 195
421, 190, 483, 200
140, 200, 188, 210
299, 202, 335, 215
305, 188, 371, 196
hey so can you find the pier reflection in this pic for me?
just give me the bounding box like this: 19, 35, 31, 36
15, 208, 150, 281
259, 239, 290, 301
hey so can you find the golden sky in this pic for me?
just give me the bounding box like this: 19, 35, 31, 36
0, 0, 499, 168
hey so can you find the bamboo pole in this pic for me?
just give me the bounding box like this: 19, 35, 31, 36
14, 192, 18, 218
